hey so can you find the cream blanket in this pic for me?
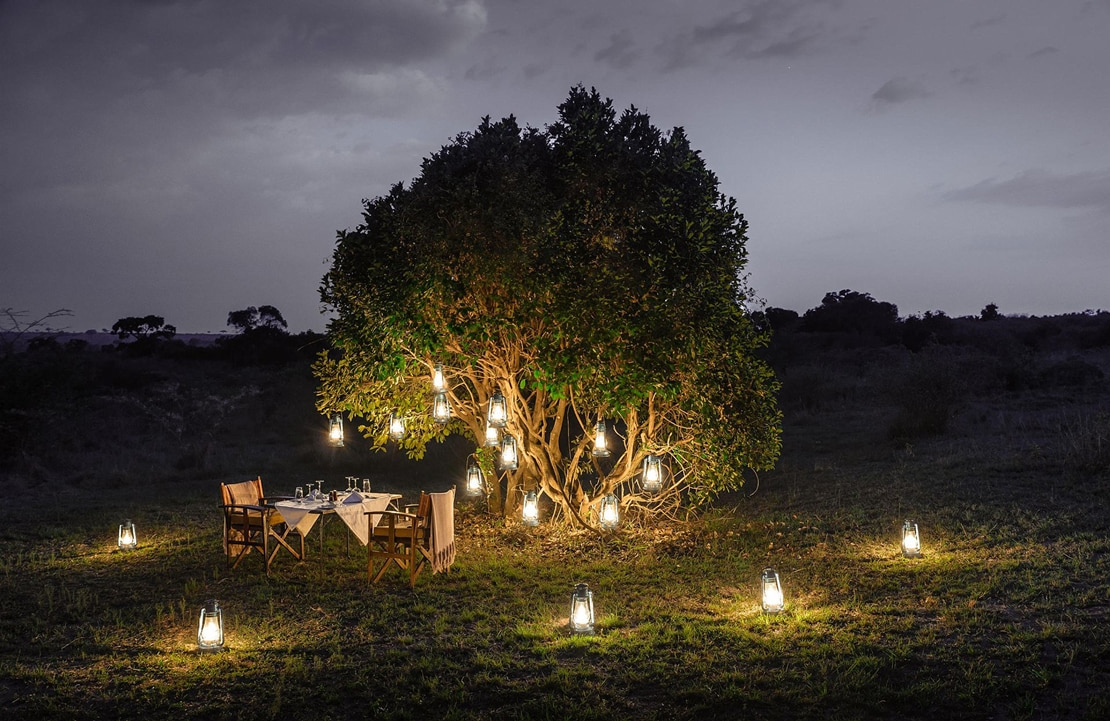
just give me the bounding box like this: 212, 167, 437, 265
429, 488, 456, 573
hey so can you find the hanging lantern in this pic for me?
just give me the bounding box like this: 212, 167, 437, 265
499, 435, 518, 471
117, 519, 137, 550
197, 599, 225, 651
484, 423, 500, 448
599, 493, 619, 530
432, 362, 446, 392
592, 420, 611, 458
487, 390, 508, 428
761, 568, 785, 614
642, 454, 663, 493
466, 462, 485, 496
329, 414, 344, 447
901, 520, 922, 558
522, 489, 539, 526
569, 583, 595, 634
388, 413, 406, 441
432, 392, 451, 425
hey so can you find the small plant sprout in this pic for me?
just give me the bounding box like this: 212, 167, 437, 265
592, 419, 611, 457
902, 520, 922, 558
466, 461, 485, 496
599, 493, 619, 530
499, 435, 519, 470
522, 489, 539, 526
569, 583, 595, 634
642, 454, 663, 493
432, 392, 451, 425
432, 362, 446, 392
388, 413, 406, 441
117, 520, 137, 550
197, 599, 224, 651
329, 414, 345, 447
761, 568, 785, 614
487, 390, 508, 428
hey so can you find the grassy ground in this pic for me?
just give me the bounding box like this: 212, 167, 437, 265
3, 346, 1110, 719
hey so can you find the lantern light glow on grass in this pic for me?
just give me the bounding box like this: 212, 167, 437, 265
197, 599, 225, 651
329, 414, 344, 447
902, 520, 922, 558
761, 568, 785, 614
117, 520, 137, 550
522, 489, 539, 526
569, 583, 595, 634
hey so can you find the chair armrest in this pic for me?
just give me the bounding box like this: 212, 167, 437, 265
221, 503, 267, 513
259, 495, 292, 504
368, 511, 418, 521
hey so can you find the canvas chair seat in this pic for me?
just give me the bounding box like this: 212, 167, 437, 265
368, 488, 455, 588
220, 476, 304, 574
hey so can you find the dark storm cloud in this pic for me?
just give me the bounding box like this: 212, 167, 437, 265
869, 76, 931, 108
944, 169, 1110, 212
657, 0, 839, 71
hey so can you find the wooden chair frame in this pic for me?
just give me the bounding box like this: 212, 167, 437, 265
367, 494, 433, 588
220, 478, 304, 575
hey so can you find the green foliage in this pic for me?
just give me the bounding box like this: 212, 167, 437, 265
315, 86, 782, 525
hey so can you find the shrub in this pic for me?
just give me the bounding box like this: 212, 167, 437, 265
885, 350, 966, 439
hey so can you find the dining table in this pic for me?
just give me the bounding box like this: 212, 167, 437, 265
271, 491, 400, 558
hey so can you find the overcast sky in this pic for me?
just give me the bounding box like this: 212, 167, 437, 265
2, 0, 1108, 333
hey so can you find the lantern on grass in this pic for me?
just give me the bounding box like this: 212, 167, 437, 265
329, 414, 344, 447
117, 519, 137, 550
592, 420, 611, 458
484, 423, 500, 448
599, 493, 619, 530
522, 489, 539, 526
432, 362, 446, 392
432, 392, 451, 425
901, 520, 922, 558
569, 583, 595, 634
197, 599, 224, 651
466, 462, 485, 496
388, 413, 406, 441
642, 454, 663, 493
761, 568, 785, 614
487, 390, 508, 428
499, 435, 519, 470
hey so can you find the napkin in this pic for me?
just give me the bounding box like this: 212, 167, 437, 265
343, 490, 364, 504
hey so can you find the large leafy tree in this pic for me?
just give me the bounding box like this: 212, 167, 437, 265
315, 87, 780, 527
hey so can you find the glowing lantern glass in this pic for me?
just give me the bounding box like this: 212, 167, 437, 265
388, 413, 406, 441
522, 489, 539, 526
499, 435, 518, 471
569, 583, 595, 634
466, 462, 485, 496
329, 414, 344, 447
484, 424, 500, 448
432, 392, 451, 425
432, 362, 446, 392
761, 568, 785, 614
599, 493, 619, 530
117, 519, 137, 550
902, 520, 922, 558
642, 454, 663, 493
592, 420, 611, 458
487, 390, 508, 428
197, 599, 224, 650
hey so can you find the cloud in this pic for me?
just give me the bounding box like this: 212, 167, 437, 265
944, 169, 1110, 212
869, 76, 931, 108
594, 29, 639, 69
657, 0, 839, 71
970, 14, 1006, 30
1028, 46, 1059, 60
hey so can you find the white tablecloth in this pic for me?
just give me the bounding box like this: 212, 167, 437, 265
275, 493, 395, 546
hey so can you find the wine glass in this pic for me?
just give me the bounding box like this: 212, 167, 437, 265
315, 480, 323, 496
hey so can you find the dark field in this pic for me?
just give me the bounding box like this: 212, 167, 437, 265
2, 314, 1109, 719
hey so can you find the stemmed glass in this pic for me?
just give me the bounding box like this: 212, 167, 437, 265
315, 480, 323, 497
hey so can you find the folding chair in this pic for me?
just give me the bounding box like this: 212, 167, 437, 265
220, 476, 304, 574
368, 488, 455, 588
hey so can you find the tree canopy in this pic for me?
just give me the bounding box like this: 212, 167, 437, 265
315, 86, 781, 527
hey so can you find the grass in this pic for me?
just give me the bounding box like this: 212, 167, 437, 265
3, 346, 1110, 719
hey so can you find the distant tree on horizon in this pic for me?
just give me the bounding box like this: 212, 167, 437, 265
801, 289, 900, 340
227, 305, 288, 334
110, 315, 176, 342
980, 302, 1001, 321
